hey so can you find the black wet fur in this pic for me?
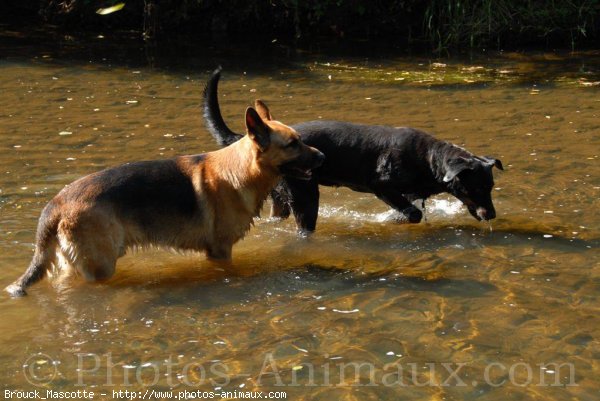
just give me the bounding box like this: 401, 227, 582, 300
202, 68, 503, 232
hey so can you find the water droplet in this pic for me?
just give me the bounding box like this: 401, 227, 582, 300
332, 308, 359, 314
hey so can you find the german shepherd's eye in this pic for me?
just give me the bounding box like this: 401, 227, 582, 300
285, 139, 299, 148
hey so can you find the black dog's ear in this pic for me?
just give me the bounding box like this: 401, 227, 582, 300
245, 107, 271, 151
443, 157, 475, 182
482, 156, 504, 171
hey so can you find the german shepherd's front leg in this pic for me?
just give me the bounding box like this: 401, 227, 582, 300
206, 243, 233, 261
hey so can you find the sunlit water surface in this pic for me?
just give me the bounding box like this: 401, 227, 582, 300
0, 34, 599, 400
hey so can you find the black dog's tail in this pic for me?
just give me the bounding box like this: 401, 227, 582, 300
202, 66, 244, 146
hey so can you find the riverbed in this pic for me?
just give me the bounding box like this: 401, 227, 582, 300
1, 32, 599, 400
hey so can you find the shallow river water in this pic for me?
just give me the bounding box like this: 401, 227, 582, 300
1, 32, 599, 400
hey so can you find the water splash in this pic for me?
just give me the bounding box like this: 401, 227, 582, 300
429, 199, 463, 216
320, 198, 465, 224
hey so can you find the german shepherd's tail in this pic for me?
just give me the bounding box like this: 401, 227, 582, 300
202, 66, 244, 146
5, 203, 60, 297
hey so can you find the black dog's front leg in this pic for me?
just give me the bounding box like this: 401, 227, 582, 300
375, 188, 423, 223
270, 184, 291, 219
287, 178, 320, 234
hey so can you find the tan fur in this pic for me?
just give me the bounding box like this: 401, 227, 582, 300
6, 102, 324, 296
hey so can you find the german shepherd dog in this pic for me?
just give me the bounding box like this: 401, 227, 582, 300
6, 104, 324, 297
204, 68, 504, 233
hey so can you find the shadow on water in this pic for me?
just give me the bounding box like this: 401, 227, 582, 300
174, 264, 496, 302
304, 219, 598, 254
16, 217, 593, 310
433, 223, 597, 251
1, 260, 498, 349
269, 263, 498, 298
1, 24, 599, 87
45, 262, 497, 315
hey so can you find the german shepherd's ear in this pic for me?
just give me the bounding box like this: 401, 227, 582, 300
254, 100, 273, 121
245, 107, 271, 151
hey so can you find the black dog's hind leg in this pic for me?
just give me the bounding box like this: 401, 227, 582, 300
270, 186, 291, 219
287, 178, 320, 234
375, 188, 423, 223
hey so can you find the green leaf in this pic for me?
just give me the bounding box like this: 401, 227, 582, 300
96, 3, 125, 15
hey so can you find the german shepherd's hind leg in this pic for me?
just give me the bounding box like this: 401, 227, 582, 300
69, 239, 119, 283
57, 212, 122, 283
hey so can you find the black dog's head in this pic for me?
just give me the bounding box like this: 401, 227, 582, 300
443, 156, 504, 221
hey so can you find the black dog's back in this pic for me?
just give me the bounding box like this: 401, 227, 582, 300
292, 121, 439, 191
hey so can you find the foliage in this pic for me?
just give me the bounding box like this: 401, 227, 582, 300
1, 0, 598, 50
423, 0, 599, 51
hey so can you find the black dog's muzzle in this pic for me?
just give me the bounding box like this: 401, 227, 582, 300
467, 205, 496, 221
279, 149, 325, 180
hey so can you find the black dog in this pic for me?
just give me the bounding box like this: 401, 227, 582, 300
203, 67, 504, 233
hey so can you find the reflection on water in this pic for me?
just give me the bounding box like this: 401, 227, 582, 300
0, 32, 598, 400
